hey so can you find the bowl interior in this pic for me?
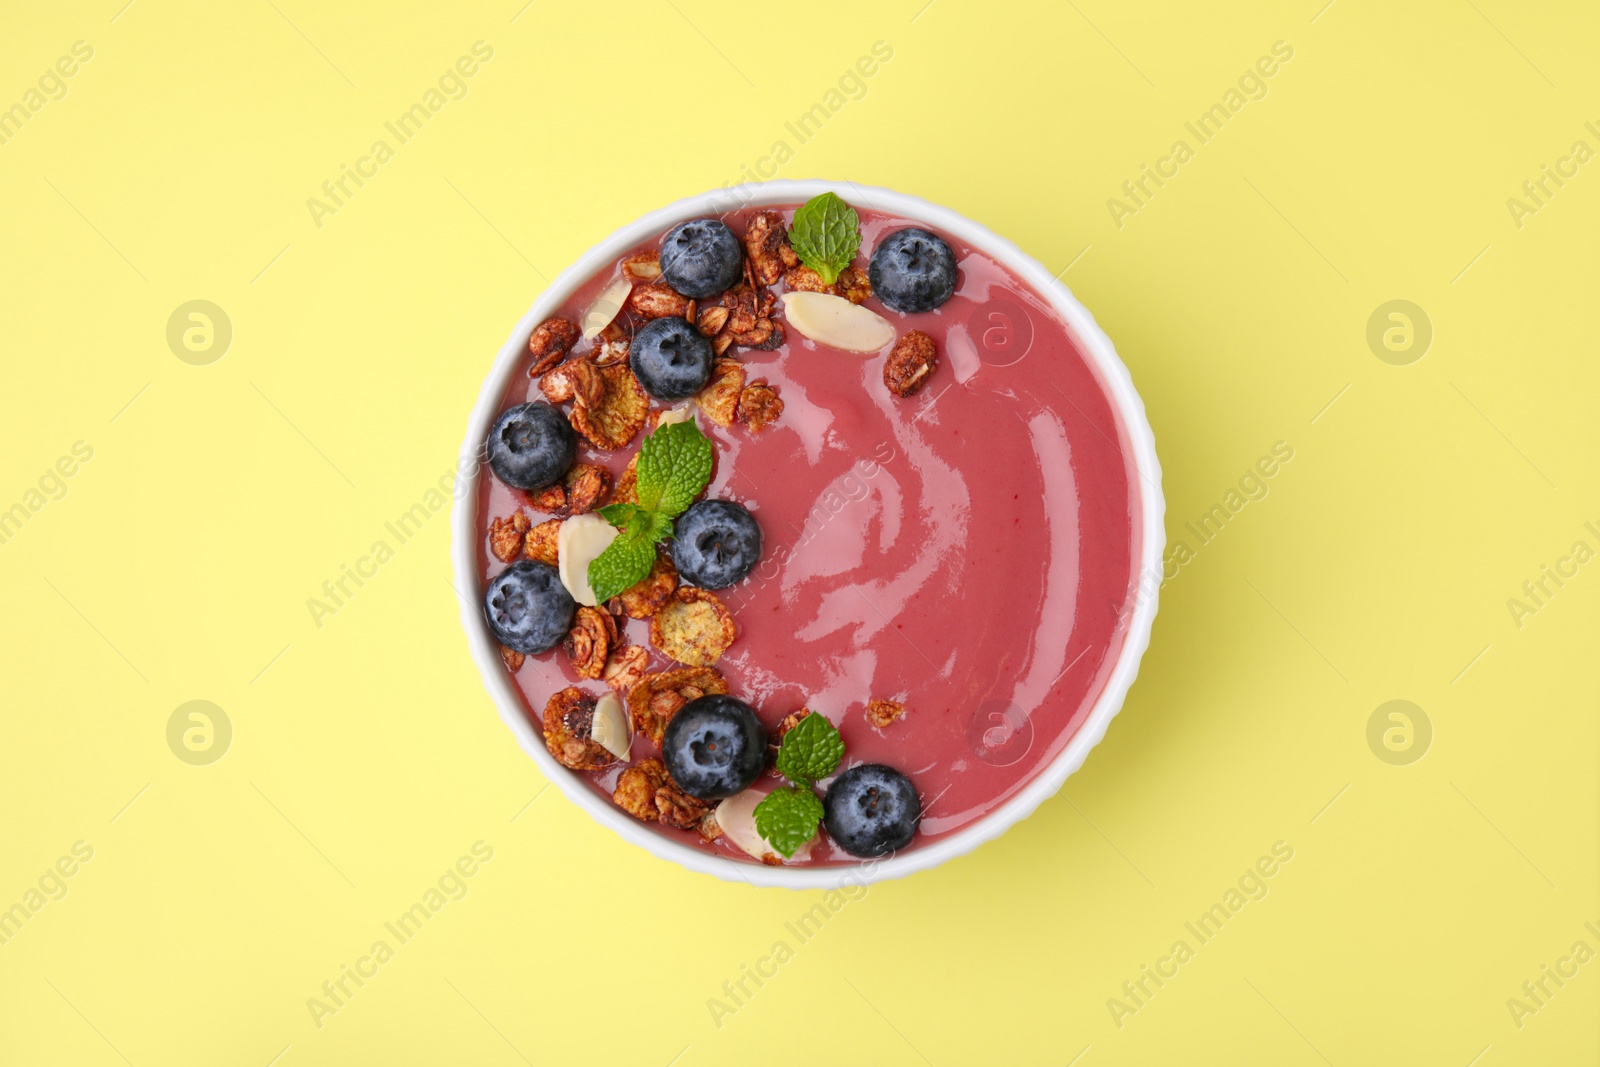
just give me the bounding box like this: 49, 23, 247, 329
452, 180, 1164, 889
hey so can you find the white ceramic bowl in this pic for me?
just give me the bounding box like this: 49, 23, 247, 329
452, 180, 1164, 889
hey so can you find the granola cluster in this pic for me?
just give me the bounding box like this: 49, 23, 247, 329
625, 666, 728, 744
542, 688, 617, 771
612, 757, 719, 837
530, 463, 612, 516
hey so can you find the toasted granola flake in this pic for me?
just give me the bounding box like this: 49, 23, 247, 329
570, 363, 650, 450
627, 279, 691, 321
489, 512, 531, 563
884, 330, 938, 398
626, 666, 729, 744
542, 687, 619, 771
563, 605, 617, 680
610, 550, 679, 619
524, 518, 562, 565
650, 587, 737, 667
697, 304, 730, 337
736, 380, 783, 433
601, 643, 650, 693
696, 358, 746, 428
866, 698, 906, 728
743, 210, 800, 286
499, 645, 525, 672
528, 317, 581, 377
540, 355, 604, 407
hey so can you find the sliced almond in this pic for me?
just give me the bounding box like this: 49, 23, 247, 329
557, 513, 618, 606
582, 276, 633, 340
656, 402, 697, 428
779, 291, 895, 353
590, 691, 631, 760
714, 789, 816, 864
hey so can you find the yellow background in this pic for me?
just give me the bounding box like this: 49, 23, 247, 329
1, 0, 1596, 1063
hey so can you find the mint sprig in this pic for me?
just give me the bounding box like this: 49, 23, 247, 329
788, 192, 861, 286
752, 712, 845, 858
587, 419, 712, 602
774, 712, 845, 784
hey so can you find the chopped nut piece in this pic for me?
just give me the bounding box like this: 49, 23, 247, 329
529, 463, 613, 517
592, 339, 630, 366
563, 606, 617, 680
866, 698, 906, 728
884, 330, 938, 398
697, 810, 723, 841
601, 644, 650, 693
626, 666, 728, 744
612, 757, 714, 829
528, 317, 581, 377
627, 279, 690, 320
650, 587, 738, 667
613, 454, 639, 505
610, 551, 679, 619
499, 645, 525, 672
696, 358, 746, 428
736, 380, 783, 433
542, 687, 619, 771
524, 518, 562, 565
697, 304, 730, 337
488, 512, 531, 563
743, 210, 799, 285
570, 364, 650, 450
540, 355, 604, 407
621, 251, 662, 281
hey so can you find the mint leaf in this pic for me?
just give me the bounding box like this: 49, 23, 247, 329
788, 193, 861, 285
636, 419, 713, 517
753, 787, 824, 859
599, 502, 654, 535
587, 527, 656, 603
774, 712, 845, 786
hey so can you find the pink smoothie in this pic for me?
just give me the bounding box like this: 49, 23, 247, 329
476, 204, 1141, 865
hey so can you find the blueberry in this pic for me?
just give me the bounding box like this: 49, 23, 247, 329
484, 560, 575, 654
660, 218, 743, 299
661, 695, 767, 800
671, 500, 762, 590
630, 317, 715, 400
868, 228, 957, 314
486, 402, 576, 491
823, 764, 921, 857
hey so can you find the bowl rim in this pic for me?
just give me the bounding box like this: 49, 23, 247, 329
451, 179, 1164, 890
